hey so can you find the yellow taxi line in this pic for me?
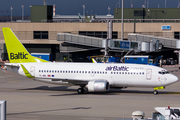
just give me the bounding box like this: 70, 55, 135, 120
8, 80, 21, 83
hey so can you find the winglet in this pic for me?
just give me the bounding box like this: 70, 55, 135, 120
20, 64, 35, 78
2, 27, 48, 63
92, 58, 97, 63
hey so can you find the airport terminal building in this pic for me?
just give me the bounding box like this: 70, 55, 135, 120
0, 6, 180, 63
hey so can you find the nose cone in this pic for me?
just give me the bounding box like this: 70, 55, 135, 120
171, 75, 178, 83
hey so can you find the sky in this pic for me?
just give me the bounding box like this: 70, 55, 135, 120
0, 0, 180, 16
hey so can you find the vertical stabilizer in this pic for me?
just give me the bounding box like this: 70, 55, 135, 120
2, 27, 48, 63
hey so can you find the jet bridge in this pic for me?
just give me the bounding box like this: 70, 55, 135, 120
57, 33, 160, 53
128, 33, 178, 49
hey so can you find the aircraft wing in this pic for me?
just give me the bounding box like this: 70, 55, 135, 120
36, 77, 108, 86
0, 63, 20, 68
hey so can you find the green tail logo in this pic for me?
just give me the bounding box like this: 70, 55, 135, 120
2, 27, 48, 63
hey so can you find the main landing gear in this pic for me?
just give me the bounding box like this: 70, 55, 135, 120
77, 87, 86, 94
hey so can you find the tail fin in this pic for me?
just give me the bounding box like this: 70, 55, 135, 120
2, 27, 48, 63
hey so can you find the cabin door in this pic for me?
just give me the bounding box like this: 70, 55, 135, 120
146, 68, 152, 80
30, 66, 35, 76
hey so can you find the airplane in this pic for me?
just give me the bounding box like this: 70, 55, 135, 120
1, 27, 179, 95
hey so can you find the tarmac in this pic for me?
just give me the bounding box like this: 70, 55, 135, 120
0, 66, 180, 120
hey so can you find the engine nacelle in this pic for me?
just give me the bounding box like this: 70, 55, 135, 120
86, 80, 110, 92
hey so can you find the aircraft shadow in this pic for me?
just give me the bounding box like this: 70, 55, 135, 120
19, 86, 180, 96
7, 107, 91, 115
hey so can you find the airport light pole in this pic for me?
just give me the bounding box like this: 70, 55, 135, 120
22, 5, 24, 21
121, 0, 124, 40
10, 6, 13, 22
83, 5, 85, 22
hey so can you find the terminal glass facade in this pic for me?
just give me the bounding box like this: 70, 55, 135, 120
79, 31, 118, 39
34, 31, 49, 39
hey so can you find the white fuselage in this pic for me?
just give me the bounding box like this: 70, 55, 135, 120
7, 62, 178, 88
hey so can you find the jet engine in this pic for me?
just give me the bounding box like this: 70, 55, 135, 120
86, 80, 110, 92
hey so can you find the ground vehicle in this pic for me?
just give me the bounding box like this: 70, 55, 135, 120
124, 55, 161, 66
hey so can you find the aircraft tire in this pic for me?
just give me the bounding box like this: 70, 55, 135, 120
77, 88, 85, 94
154, 90, 158, 95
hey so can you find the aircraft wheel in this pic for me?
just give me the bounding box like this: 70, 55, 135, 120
77, 88, 85, 94
154, 90, 158, 95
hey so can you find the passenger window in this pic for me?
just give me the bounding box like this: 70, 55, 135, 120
119, 72, 121, 74
111, 72, 113, 74
77, 71, 78, 73
88, 71, 90, 73
52, 70, 54, 73
122, 72, 124, 74
114, 72, 116, 74
79, 71, 81, 73
85, 71, 87, 73
39, 70, 41, 72
49, 70, 51, 72
60, 71, 62, 73
82, 71, 84, 73
63, 71, 65, 73
44, 70, 46, 72
68, 71, 70, 73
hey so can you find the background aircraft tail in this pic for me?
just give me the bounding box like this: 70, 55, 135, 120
2, 27, 48, 63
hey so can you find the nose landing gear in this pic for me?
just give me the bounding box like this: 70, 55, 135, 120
154, 90, 158, 95
153, 86, 165, 95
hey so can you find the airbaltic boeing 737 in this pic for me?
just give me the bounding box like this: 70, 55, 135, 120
2, 27, 178, 94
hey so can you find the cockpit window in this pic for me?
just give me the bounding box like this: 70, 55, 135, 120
158, 70, 169, 75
